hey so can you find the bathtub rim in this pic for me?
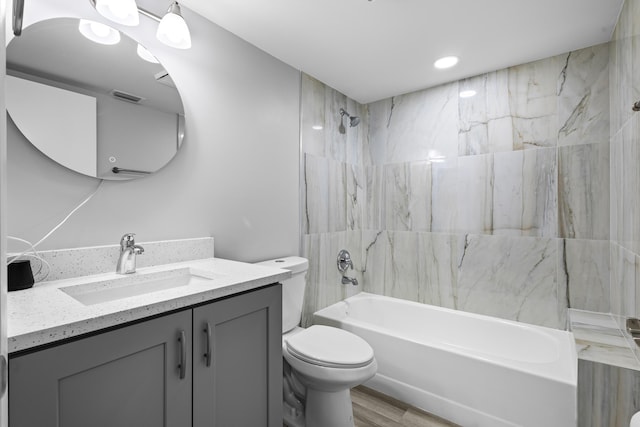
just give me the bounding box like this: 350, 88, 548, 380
313, 291, 578, 387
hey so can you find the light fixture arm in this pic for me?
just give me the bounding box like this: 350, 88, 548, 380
87, 0, 191, 49
137, 8, 161, 22
13, 0, 24, 36
89, 0, 163, 22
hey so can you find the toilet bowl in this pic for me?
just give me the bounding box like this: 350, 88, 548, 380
283, 326, 377, 427
255, 257, 377, 427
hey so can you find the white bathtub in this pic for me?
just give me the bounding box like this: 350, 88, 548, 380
313, 292, 577, 427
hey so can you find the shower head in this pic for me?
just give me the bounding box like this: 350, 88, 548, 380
339, 108, 360, 131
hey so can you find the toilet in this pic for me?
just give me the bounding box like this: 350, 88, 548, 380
256, 256, 377, 427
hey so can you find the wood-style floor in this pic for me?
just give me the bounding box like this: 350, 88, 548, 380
351, 386, 460, 427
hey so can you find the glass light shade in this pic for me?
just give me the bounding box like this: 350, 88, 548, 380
136, 44, 159, 63
78, 19, 121, 45
95, 0, 140, 26
157, 10, 191, 49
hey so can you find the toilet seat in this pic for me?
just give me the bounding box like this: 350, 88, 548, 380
285, 325, 374, 368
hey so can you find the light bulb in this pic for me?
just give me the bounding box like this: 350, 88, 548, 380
78, 19, 121, 45
157, 3, 191, 49
137, 44, 159, 63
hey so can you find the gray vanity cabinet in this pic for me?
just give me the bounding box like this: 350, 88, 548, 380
193, 285, 283, 427
9, 310, 193, 427
8, 284, 282, 427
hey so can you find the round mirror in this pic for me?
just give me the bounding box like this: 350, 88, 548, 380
6, 18, 185, 180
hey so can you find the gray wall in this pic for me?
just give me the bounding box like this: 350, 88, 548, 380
6, 0, 301, 263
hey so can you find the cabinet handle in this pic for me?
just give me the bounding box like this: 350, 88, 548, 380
204, 322, 212, 367
178, 330, 187, 380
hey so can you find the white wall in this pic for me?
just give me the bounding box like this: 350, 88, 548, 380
6, 0, 301, 263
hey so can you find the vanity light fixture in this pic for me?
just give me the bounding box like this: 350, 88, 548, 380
78, 19, 121, 45
156, 2, 192, 49
95, 0, 140, 26
87, 0, 192, 49
434, 56, 459, 69
137, 44, 160, 63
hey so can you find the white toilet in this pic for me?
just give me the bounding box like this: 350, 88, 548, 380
256, 256, 377, 427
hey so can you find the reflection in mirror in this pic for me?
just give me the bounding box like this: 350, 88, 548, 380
6, 18, 185, 180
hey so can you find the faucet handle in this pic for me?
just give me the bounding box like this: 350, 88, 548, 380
337, 249, 353, 273
120, 233, 136, 249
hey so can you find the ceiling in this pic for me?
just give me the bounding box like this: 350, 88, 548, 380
180, 0, 624, 104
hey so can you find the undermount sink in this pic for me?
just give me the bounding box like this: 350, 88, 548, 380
60, 267, 226, 306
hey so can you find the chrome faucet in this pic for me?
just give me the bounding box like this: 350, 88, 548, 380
337, 249, 358, 286
116, 233, 144, 274
341, 275, 358, 286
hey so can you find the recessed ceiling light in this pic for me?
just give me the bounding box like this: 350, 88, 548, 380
312, 125, 323, 130
459, 90, 477, 98
434, 56, 459, 69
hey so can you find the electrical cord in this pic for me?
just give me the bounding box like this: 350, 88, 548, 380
6, 180, 105, 281
6, 236, 51, 281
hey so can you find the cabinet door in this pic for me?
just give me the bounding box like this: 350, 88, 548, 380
9, 310, 192, 427
193, 285, 282, 427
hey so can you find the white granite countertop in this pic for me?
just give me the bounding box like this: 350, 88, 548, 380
8, 257, 290, 353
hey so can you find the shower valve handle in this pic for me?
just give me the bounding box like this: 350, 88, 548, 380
337, 249, 353, 273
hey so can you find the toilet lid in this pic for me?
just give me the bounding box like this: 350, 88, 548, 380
285, 325, 374, 368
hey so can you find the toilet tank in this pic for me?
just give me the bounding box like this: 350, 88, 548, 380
255, 256, 308, 333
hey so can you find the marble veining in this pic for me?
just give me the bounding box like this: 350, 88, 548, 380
456, 234, 561, 328
458, 70, 512, 156
622, 113, 640, 253
300, 230, 362, 327
383, 161, 431, 232
558, 142, 610, 240
557, 44, 610, 147
569, 309, 640, 371
562, 239, 610, 312
367, 83, 459, 165
578, 359, 640, 427
508, 55, 560, 149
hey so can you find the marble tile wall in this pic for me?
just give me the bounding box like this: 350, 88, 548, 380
578, 359, 640, 427
300, 74, 366, 326
301, 42, 611, 329
362, 43, 610, 329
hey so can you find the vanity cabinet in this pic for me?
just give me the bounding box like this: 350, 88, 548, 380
8, 284, 282, 427
193, 284, 282, 426
9, 310, 193, 427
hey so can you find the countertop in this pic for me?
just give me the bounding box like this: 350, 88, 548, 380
8, 257, 290, 353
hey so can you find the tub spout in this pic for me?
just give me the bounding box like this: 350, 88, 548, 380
341, 275, 358, 286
